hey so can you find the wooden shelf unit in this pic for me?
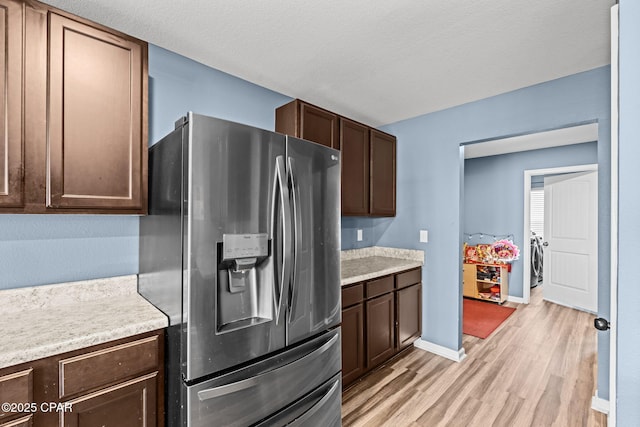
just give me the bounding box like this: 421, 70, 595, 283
463, 262, 509, 304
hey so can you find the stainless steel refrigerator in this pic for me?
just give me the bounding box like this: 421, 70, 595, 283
139, 113, 342, 426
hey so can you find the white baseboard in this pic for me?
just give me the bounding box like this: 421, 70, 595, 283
591, 391, 610, 414
507, 295, 526, 304
413, 338, 467, 363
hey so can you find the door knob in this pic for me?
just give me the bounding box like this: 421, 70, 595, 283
542, 242, 549, 247
594, 318, 610, 331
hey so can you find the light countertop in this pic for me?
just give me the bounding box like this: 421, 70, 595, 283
0, 248, 422, 368
0, 275, 168, 369
341, 246, 424, 286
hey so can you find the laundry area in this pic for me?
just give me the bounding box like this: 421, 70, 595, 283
529, 186, 545, 289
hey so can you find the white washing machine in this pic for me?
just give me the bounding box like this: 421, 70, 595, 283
530, 232, 544, 287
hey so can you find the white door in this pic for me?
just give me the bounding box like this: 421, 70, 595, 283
543, 170, 598, 312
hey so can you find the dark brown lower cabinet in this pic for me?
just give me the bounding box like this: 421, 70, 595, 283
396, 284, 422, 350
62, 373, 157, 427
341, 267, 422, 389
0, 415, 32, 427
341, 304, 365, 387
366, 293, 395, 368
0, 330, 163, 427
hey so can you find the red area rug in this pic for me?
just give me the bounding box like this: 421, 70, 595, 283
463, 298, 516, 339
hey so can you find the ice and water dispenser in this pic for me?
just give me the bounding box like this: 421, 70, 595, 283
217, 233, 271, 333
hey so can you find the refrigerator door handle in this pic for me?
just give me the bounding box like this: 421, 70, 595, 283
274, 156, 293, 324
196, 332, 339, 401
287, 156, 302, 319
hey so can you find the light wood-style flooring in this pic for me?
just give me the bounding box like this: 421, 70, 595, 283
342, 286, 607, 427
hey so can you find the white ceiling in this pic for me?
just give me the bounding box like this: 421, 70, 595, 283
41, 0, 614, 127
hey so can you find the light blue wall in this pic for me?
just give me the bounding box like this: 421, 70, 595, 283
463, 142, 598, 299
0, 216, 138, 289
341, 217, 394, 250
0, 45, 290, 290
345, 66, 611, 398
616, 1, 640, 423
148, 45, 290, 145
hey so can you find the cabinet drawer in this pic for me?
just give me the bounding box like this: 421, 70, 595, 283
59, 335, 159, 399
342, 284, 363, 308
365, 276, 394, 299
396, 268, 421, 289
0, 369, 33, 419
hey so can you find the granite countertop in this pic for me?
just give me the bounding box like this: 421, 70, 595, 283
341, 246, 424, 286
0, 275, 168, 369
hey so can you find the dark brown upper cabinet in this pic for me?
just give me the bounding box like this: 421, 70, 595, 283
0, 0, 24, 209
0, 0, 148, 214
276, 99, 396, 217
340, 118, 369, 215
370, 129, 396, 216
275, 99, 338, 149
47, 12, 147, 212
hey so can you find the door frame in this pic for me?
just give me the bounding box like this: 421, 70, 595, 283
522, 163, 598, 304
606, 4, 618, 424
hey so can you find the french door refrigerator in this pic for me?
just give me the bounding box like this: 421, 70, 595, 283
139, 113, 342, 426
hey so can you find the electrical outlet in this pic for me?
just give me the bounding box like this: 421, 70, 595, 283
420, 229, 428, 243
357, 229, 363, 241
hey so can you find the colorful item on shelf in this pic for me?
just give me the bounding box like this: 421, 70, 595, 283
463, 243, 493, 263
463, 243, 479, 263
476, 244, 493, 263
464, 239, 520, 264
491, 239, 520, 262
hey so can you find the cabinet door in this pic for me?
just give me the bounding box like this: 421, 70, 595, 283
341, 303, 365, 388
462, 263, 477, 298
0, 0, 23, 208
0, 368, 32, 423
499, 265, 509, 303
369, 130, 396, 216
340, 118, 369, 215
299, 102, 338, 149
61, 373, 157, 427
396, 283, 422, 350
0, 415, 32, 427
47, 13, 147, 212
366, 292, 395, 369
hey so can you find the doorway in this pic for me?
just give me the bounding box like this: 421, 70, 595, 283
460, 124, 605, 416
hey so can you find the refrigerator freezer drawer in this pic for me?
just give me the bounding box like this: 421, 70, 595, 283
186, 328, 341, 427
255, 373, 341, 427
